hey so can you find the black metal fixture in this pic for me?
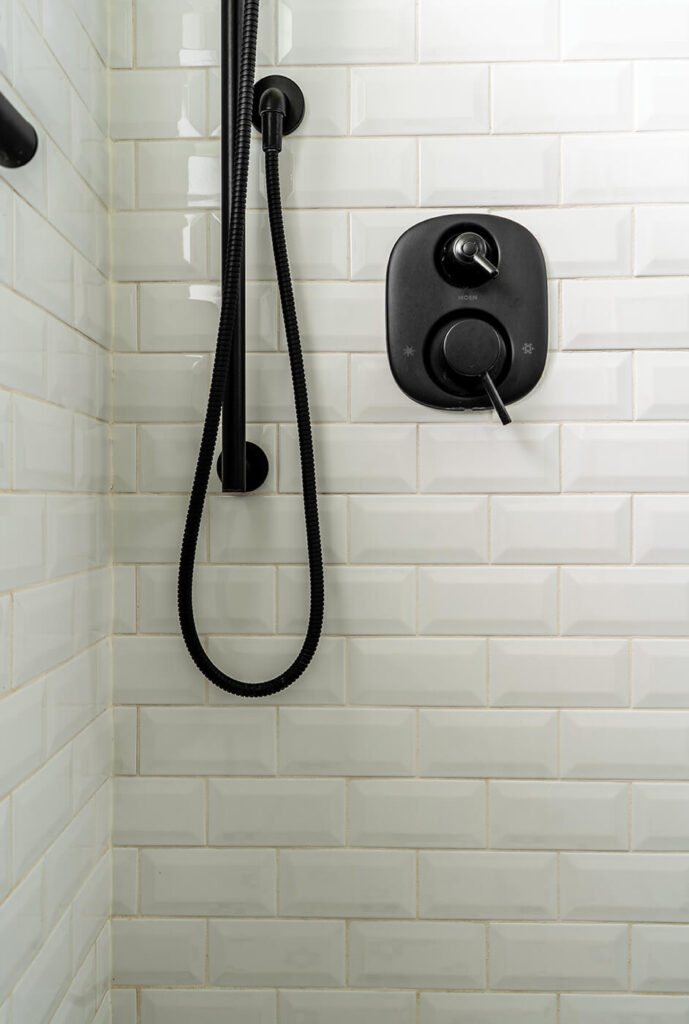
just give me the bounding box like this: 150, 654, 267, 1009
0, 91, 38, 169
387, 214, 548, 424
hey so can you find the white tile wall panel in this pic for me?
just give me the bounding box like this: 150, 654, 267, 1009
110, 70, 206, 139
490, 922, 628, 991
637, 353, 689, 420
136, 0, 274, 66
490, 781, 629, 851
0, 597, 10, 695
0, 392, 9, 490
141, 990, 276, 1024
633, 926, 689, 992
13, 394, 73, 491
114, 707, 136, 775
0, 866, 43, 1003
490, 639, 630, 708
349, 209, 466, 281
209, 778, 345, 846
45, 795, 108, 930
207, 636, 346, 705
562, 995, 689, 1024
632, 784, 689, 851
562, 711, 689, 780
637, 62, 689, 130
563, 425, 689, 492
112, 918, 206, 986
419, 710, 558, 779
113, 848, 138, 914
420, 425, 560, 493
351, 65, 489, 136
634, 496, 689, 563
140, 848, 277, 916
277, 0, 415, 64
349, 637, 487, 707
113, 777, 206, 846
11, 910, 72, 1024
140, 284, 224, 353
210, 494, 345, 564
246, 353, 348, 422
113, 353, 210, 423
420, 0, 559, 62
421, 137, 560, 207
111, 212, 207, 282
348, 921, 486, 990
505, 207, 633, 279
0, 494, 45, 591
113, 567, 137, 635
280, 991, 415, 1024
114, 635, 206, 704
13, 578, 75, 684
420, 851, 557, 920
0, 285, 49, 399
636, 206, 689, 275
420, 993, 557, 1024
279, 708, 416, 777
279, 566, 416, 636
280, 423, 416, 494
287, 139, 417, 208
140, 707, 276, 775
351, 353, 475, 422
111, 989, 136, 1024
13, 5, 72, 155
349, 779, 486, 848
280, 849, 416, 918
280, 283, 385, 352
512, 353, 632, 422
245, 211, 349, 281
114, 495, 204, 563
138, 564, 275, 635
563, 278, 689, 350
492, 496, 631, 564
561, 852, 689, 923
350, 496, 488, 564
12, 747, 73, 879
562, 567, 689, 636
138, 141, 219, 209
419, 567, 558, 636
562, 0, 689, 58
13, 199, 73, 323
209, 919, 345, 987
494, 63, 633, 134
0, 799, 9, 901
632, 640, 689, 708
564, 134, 689, 205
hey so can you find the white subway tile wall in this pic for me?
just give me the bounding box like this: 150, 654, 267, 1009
0, 0, 112, 1018
2, 0, 689, 1019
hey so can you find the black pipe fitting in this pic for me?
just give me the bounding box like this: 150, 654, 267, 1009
258, 86, 287, 153
0, 91, 38, 169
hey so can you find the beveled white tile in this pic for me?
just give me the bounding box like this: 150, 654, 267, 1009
419, 567, 558, 636
139, 564, 275, 634
350, 208, 464, 282
512, 353, 632, 421
635, 496, 689, 563
13, 578, 75, 685
246, 353, 347, 422
504, 207, 633, 279
280, 849, 416, 918
563, 425, 689, 492
490, 781, 628, 851
114, 777, 206, 846
561, 852, 689, 923
421, 137, 560, 207
490, 639, 630, 708
420, 424, 560, 493
112, 213, 207, 282
637, 352, 689, 420
278, 0, 415, 64
210, 494, 346, 564
114, 494, 206, 563
633, 640, 689, 708
0, 285, 48, 399
563, 0, 689, 58
633, 925, 689, 993
281, 283, 385, 352
113, 353, 209, 422
110, 70, 206, 138
113, 635, 203, 705
14, 199, 73, 323
113, 919, 206, 986
562, 995, 689, 1024
280, 423, 416, 494
209, 778, 345, 846
112, 426, 136, 492
281, 991, 415, 1024
633, 784, 689, 851
287, 139, 417, 208
562, 567, 689, 636
563, 279, 689, 350
349, 921, 485, 989
141, 990, 276, 1024
0, 495, 45, 591
13, 4, 71, 155
490, 922, 628, 991
420, 851, 557, 920
420, 994, 557, 1024
138, 141, 219, 209
11, 906, 72, 1024
637, 62, 689, 130
491, 496, 631, 564
349, 779, 486, 848
419, 710, 558, 779
140, 707, 276, 775
352, 65, 489, 135
0, 391, 9, 490
0, 866, 42, 1004
349, 637, 487, 706
350, 496, 488, 564
279, 565, 416, 636
12, 747, 72, 879
209, 919, 345, 987
420, 0, 559, 61
141, 848, 276, 916
137, 0, 274, 66
494, 63, 633, 133
279, 708, 416, 777
14, 396, 73, 490
564, 134, 689, 204
240, 210, 349, 282
562, 711, 689, 780
636, 206, 689, 275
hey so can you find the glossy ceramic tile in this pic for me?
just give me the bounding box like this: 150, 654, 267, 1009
277, 0, 415, 64
420, 0, 559, 61
352, 65, 489, 135
110, 70, 206, 138
563, 279, 689, 349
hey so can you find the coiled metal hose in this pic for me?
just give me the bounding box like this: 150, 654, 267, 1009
178, 0, 324, 697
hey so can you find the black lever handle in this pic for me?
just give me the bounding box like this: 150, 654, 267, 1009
482, 371, 511, 425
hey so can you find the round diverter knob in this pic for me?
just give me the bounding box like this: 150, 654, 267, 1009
442, 320, 511, 425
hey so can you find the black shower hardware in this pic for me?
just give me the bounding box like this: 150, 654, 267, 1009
387, 214, 548, 423
0, 91, 38, 168
178, 0, 324, 697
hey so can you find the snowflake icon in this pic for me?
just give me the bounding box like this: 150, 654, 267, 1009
522, 343, 535, 356
403, 346, 416, 358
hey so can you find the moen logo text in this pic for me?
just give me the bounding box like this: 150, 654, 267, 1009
458, 293, 479, 301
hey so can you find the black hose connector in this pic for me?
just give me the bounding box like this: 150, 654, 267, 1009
0, 91, 38, 168
259, 87, 287, 153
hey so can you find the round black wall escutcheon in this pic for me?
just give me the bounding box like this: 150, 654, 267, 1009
253, 75, 305, 136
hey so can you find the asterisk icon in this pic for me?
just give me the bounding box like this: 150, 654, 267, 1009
522, 343, 534, 355
403, 346, 415, 358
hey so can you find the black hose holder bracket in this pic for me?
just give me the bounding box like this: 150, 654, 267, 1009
0, 90, 38, 169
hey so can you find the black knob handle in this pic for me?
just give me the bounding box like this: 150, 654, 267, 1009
451, 231, 499, 280
442, 320, 512, 426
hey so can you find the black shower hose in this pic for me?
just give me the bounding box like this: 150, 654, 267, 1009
178, 0, 324, 697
